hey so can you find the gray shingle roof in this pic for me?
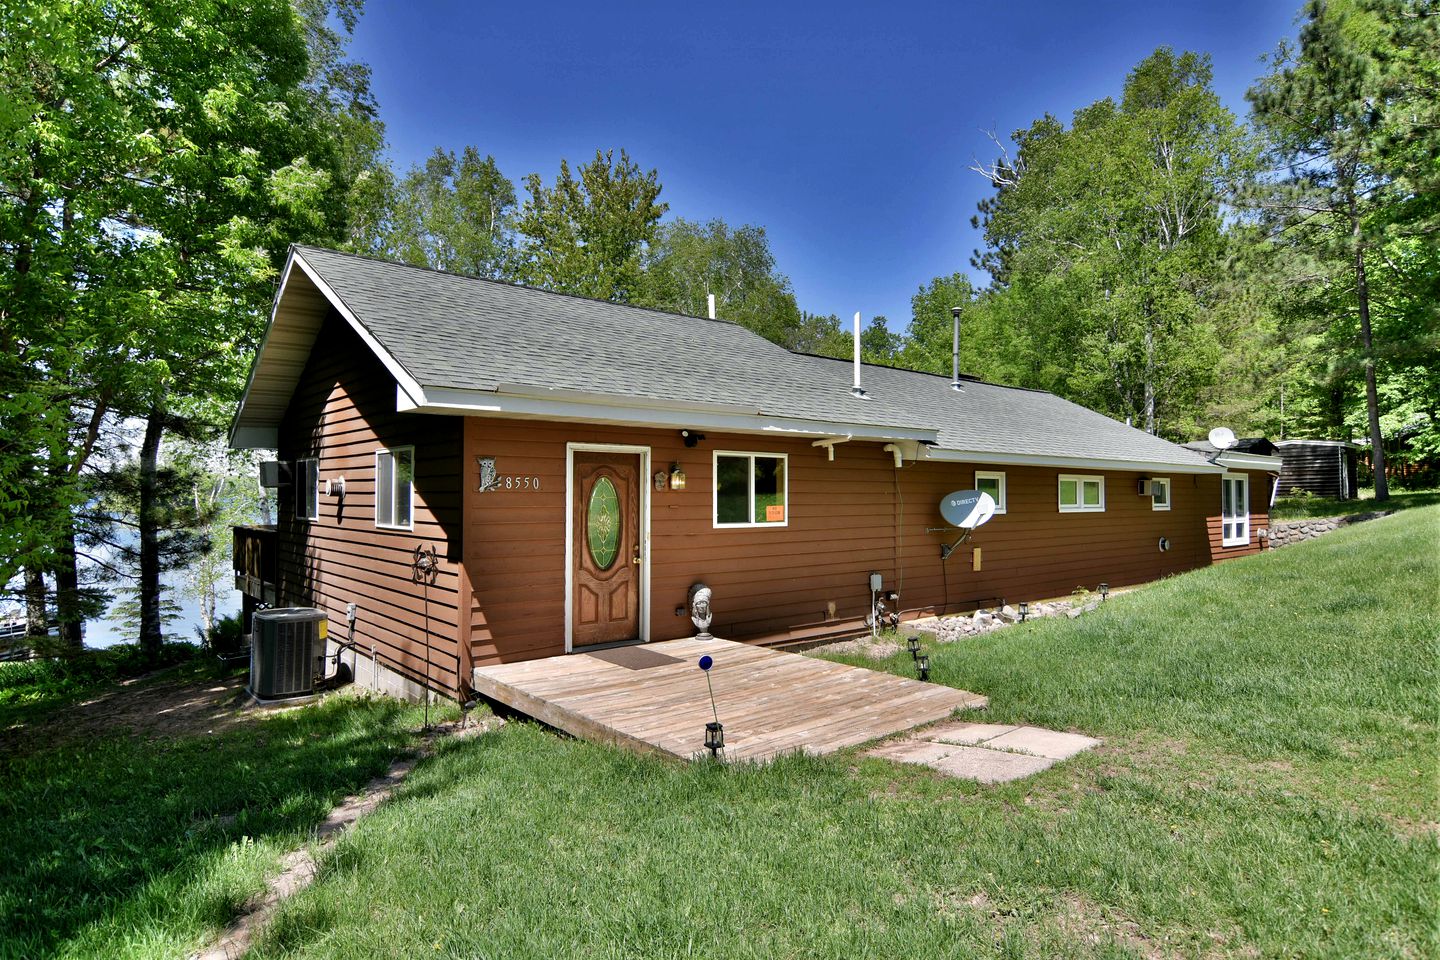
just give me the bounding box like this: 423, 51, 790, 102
283, 245, 1213, 470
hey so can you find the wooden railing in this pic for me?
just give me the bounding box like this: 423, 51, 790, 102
233, 524, 278, 604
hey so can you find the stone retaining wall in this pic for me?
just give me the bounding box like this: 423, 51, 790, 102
1268, 510, 1394, 548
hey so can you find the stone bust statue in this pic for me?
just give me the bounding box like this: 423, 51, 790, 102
688, 582, 714, 640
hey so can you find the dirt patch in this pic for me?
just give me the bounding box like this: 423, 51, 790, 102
1, 667, 258, 755
937, 887, 1255, 959
816, 636, 903, 659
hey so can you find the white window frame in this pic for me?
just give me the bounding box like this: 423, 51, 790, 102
712, 450, 789, 528
1058, 474, 1105, 513
974, 470, 1007, 514
1221, 472, 1249, 547
375, 446, 415, 531
295, 457, 319, 521
1151, 477, 1171, 512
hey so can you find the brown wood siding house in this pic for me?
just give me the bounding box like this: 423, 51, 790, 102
232, 246, 1280, 701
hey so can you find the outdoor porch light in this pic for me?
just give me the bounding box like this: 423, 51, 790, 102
906, 635, 921, 659
669, 463, 687, 491
917, 654, 931, 682
704, 720, 725, 757
1018, 601, 1029, 623
1099, 582, 1109, 601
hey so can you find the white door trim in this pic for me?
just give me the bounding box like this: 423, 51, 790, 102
565, 442, 651, 653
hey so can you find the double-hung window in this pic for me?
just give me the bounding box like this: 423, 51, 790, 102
975, 470, 1007, 514
713, 451, 787, 527
1058, 474, 1104, 513
1221, 473, 1249, 547
1151, 477, 1171, 511
375, 447, 415, 530
295, 458, 319, 521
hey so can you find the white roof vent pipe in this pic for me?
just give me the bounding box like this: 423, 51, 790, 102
950, 305, 964, 392
851, 311, 868, 399
707, 293, 716, 320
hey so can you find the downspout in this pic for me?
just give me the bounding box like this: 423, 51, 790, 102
882, 444, 903, 469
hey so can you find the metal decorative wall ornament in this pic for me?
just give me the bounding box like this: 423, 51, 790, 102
688, 583, 714, 640
477, 456, 499, 492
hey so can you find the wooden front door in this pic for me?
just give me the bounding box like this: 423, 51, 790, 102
572, 451, 642, 648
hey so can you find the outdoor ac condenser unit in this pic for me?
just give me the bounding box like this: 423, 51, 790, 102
249, 607, 328, 701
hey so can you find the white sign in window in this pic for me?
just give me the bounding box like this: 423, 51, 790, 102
975, 470, 1007, 514
1221, 473, 1249, 546
714, 452, 787, 527
376, 447, 415, 530
1058, 474, 1105, 513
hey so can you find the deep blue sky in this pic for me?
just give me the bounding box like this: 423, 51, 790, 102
348, 1, 1299, 327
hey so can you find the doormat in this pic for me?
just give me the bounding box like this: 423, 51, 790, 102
586, 646, 684, 670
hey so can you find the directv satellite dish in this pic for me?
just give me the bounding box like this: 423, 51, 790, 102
940, 490, 997, 530
1208, 426, 1237, 451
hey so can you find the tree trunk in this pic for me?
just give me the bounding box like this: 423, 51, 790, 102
53, 521, 84, 651
1143, 321, 1157, 435
1350, 203, 1388, 501
23, 567, 48, 639
138, 409, 165, 656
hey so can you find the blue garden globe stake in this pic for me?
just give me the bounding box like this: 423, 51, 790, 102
699, 655, 724, 758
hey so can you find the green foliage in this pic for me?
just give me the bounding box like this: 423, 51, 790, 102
384, 146, 517, 278
0, 0, 380, 640
639, 218, 806, 342
200, 611, 247, 656
1248, 0, 1439, 496
516, 149, 667, 301
965, 48, 1257, 438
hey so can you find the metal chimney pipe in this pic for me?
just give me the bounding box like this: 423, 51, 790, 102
707, 293, 716, 320
950, 305, 963, 390
851, 311, 866, 398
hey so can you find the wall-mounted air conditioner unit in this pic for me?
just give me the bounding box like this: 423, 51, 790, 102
249, 607, 328, 700
259, 460, 292, 488
1136, 478, 1154, 497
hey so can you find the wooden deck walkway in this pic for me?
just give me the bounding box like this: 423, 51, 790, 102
470, 638, 987, 762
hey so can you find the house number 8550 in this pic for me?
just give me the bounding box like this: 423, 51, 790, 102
477, 456, 540, 493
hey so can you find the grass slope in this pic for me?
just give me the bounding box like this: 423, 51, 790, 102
0, 686, 444, 960
246, 508, 1438, 960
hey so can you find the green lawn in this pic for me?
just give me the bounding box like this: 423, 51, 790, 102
1270, 486, 1439, 520
234, 507, 1437, 960
0, 670, 444, 960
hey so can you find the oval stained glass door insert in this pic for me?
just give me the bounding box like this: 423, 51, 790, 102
586, 477, 621, 570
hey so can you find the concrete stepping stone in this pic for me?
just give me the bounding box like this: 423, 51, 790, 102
982, 726, 1100, 760
920, 721, 1020, 745
868, 721, 1100, 783
867, 739, 1057, 783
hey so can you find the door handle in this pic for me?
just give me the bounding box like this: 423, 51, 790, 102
632, 550, 642, 565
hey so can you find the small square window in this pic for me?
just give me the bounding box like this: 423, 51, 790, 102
376, 447, 414, 530
295, 458, 319, 521
713, 452, 787, 527
975, 471, 1007, 514
1059, 474, 1105, 513
1151, 477, 1171, 511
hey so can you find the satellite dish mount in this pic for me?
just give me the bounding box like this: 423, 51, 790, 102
937, 489, 997, 560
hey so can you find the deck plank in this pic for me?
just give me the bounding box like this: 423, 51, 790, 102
472, 638, 988, 761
